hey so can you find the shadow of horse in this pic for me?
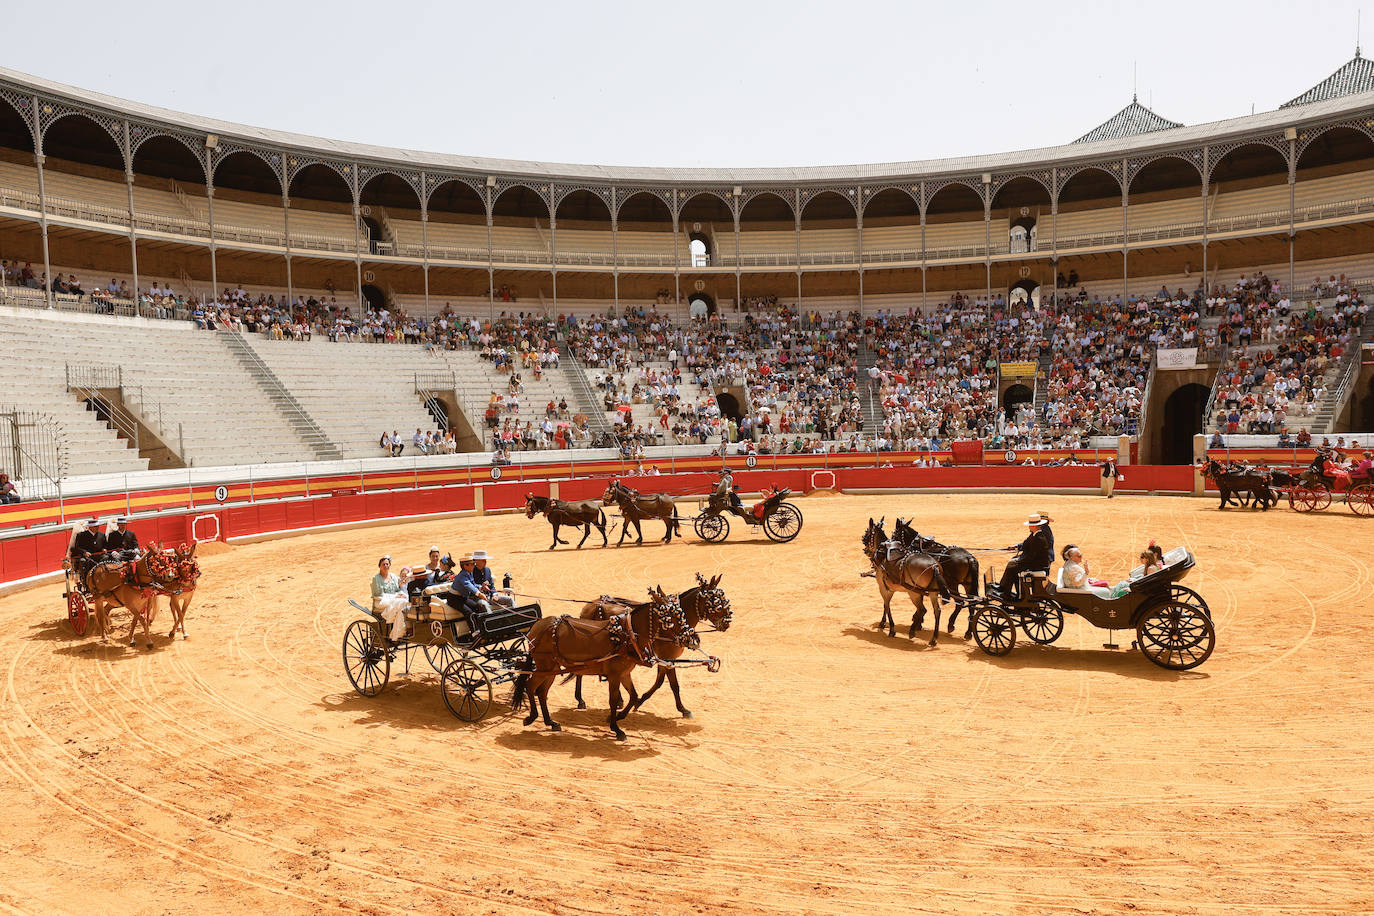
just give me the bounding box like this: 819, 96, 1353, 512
316, 680, 526, 732
493, 727, 662, 760
842, 624, 968, 652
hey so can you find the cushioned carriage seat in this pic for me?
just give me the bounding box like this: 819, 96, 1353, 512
405, 596, 468, 622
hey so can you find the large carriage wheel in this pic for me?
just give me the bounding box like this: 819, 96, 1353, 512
342, 619, 391, 697
1135, 601, 1215, 671
695, 514, 729, 543
1292, 485, 1331, 512
1021, 601, 1065, 645
972, 605, 1017, 657
441, 658, 493, 722
1347, 484, 1374, 517
763, 503, 804, 543
1168, 585, 1212, 619
67, 591, 90, 637
423, 639, 463, 675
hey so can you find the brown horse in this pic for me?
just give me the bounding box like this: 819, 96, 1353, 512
862, 518, 952, 645
892, 518, 978, 638
524, 494, 608, 549
84, 543, 193, 647
601, 480, 681, 545
514, 586, 698, 740
1200, 459, 1275, 510
572, 572, 731, 717
160, 544, 202, 640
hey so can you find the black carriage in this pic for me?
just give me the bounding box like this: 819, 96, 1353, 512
342, 593, 541, 721
693, 486, 804, 543
966, 548, 1215, 670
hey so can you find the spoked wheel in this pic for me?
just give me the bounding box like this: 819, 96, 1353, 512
1292, 485, 1331, 512
763, 503, 804, 543
423, 638, 462, 675
1168, 585, 1212, 619
694, 513, 729, 543
1347, 484, 1374, 517
67, 591, 90, 637
1021, 600, 1064, 645
1135, 601, 1215, 671
342, 619, 390, 697
441, 658, 493, 722
972, 605, 1017, 657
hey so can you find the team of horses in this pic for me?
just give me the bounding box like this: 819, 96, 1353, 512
861, 517, 979, 646
512, 573, 730, 740
77, 542, 202, 647
524, 479, 682, 549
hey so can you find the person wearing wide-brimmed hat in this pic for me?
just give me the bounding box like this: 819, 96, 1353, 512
470, 549, 515, 608
992, 514, 1052, 598
108, 516, 140, 556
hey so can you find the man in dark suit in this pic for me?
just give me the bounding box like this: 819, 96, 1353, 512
108, 516, 140, 557
67, 518, 109, 586
994, 514, 1052, 598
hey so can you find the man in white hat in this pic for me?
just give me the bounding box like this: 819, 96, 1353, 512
470, 550, 515, 608
993, 514, 1052, 598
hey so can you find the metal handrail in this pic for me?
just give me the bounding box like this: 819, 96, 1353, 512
220, 328, 340, 457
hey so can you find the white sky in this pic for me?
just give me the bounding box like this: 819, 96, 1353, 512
7, 0, 1369, 169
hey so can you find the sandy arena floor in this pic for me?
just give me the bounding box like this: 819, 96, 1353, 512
0, 492, 1370, 915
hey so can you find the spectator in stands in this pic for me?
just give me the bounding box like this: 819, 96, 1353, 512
0, 472, 19, 504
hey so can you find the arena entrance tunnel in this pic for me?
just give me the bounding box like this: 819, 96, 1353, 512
1162, 383, 1210, 464
1008, 278, 1041, 308
716, 391, 742, 422
689, 292, 716, 317
1002, 383, 1033, 418
361, 283, 387, 310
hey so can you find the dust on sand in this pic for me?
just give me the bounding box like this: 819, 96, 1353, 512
0, 493, 1369, 914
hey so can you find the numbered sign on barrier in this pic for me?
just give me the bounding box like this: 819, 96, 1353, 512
1005, 450, 1017, 463
490, 467, 503, 480
214, 485, 228, 502
745, 455, 757, 468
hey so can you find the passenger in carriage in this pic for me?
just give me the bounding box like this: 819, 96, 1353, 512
370, 556, 410, 640
67, 517, 110, 586
1060, 546, 1115, 599
1351, 451, 1373, 483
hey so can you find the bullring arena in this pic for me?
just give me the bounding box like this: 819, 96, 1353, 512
2, 491, 1373, 914
3, 17, 1374, 914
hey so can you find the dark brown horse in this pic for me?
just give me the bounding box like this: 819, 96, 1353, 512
525, 494, 608, 549
602, 479, 682, 545
892, 518, 978, 639
572, 572, 731, 718
861, 518, 952, 645
514, 586, 699, 740
1200, 459, 1275, 510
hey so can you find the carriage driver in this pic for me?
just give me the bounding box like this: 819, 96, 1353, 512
108, 516, 140, 559
991, 514, 1053, 598
66, 517, 109, 586
713, 470, 747, 518
471, 550, 515, 608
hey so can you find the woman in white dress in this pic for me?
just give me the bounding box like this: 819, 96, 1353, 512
1059, 545, 1116, 598
370, 556, 411, 640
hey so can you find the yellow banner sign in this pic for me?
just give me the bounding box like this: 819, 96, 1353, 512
999, 361, 1037, 377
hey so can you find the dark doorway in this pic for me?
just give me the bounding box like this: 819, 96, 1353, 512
1008, 279, 1040, 308
361, 283, 387, 310
716, 391, 742, 422
361, 215, 383, 255
1357, 375, 1374, 431
1162, 383, 1209, 464
1002, 383, 1033, 417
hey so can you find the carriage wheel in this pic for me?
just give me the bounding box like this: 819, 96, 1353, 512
67, 591, 89, 637
423, 639, 463, 675
1347, 484, 1374, 517
1309, 485, 1332, 511
972, 605, 1017, 657
1168, 585, 1212, 619
763, 503, 804, 543
441, 659, 493, 722
1291, 486, 1321, 512
695, 514, 729, 543
1135, 601, 1215, 671
1021, 601, 1064, 645
342, 619, 390, 697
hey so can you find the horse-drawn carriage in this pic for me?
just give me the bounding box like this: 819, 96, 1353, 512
343, 592, 542, 721
693, 486, 804, 543
965, 547, 1215, 670
1283, 465, 1374, 516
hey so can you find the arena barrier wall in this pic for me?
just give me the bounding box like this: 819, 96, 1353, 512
0, 460, 1200, 589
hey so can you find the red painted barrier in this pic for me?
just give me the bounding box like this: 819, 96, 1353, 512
0, 464, 1201, 589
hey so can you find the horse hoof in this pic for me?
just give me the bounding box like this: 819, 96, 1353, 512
681, 711, 693, 719
576, 702, 587, 710
550, 723, 562, 732
614, 732, 627, 742
927, 639, 938, 648
523, 715, 537, 727
908, 625, 918, 638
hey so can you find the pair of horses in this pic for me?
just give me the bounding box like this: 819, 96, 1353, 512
514, 578, 727, 740
861, 518, 979, 645
1199, 459, 1280, 510
79, 543, 201, 647
524, 479, 681, 550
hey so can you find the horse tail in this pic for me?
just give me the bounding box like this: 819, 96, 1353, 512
932, 565, 952, 601
598, 507, 607, 529
967, 554, 980, 597
670, 508, 682, 534
511, 672, 530, 709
